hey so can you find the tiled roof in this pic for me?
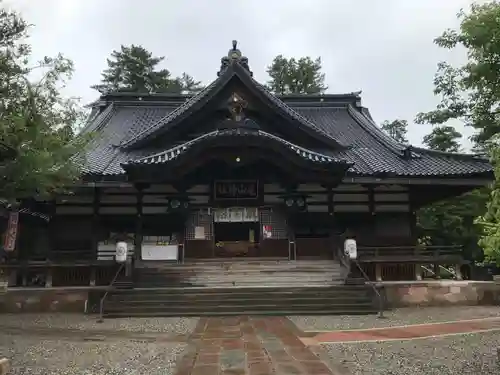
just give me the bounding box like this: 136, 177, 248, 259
124, 129, 352, 168
81, 95, 493, 179
119, 62, 346, 149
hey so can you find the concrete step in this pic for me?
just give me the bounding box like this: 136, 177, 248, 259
136, 277, 342, 284
104, 309, 377, 318
134, 280, 343, 287
102, 283, 378, 318
104, 302, 376, 313
107, 295, 372, 305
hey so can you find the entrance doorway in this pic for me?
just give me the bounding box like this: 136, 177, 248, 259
213, 207, 260, 257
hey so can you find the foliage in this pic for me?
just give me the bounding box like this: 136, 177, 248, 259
415, 1, 500, 147
266, 55, 327, 95
380, 119, 408, 144
92, 44, 203, 95
0, 3, 88, 205
476, 137, 500, 265
417, 121, 486, 261
417, 188, 488, 261
422, 125, 462, 152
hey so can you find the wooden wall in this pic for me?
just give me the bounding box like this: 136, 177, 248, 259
48, 182, 414, 257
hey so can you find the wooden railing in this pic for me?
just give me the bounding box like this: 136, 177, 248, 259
0, 249, 119, 287
356, 245, 464, 263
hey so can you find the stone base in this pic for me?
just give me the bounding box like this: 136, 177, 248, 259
0, 288, 89, 313
378, 280, 500, 308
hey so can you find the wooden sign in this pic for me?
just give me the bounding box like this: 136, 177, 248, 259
214, 207, 259, 222
3, 211, 19, 252
214, 180, 258, 200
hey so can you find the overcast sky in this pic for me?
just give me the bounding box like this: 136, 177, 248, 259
5, 0, 479, 148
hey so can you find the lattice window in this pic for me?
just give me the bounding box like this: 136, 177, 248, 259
185, 211, 213, 240
260, 208, 288, 240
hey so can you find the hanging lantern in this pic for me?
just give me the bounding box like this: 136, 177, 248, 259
115, 241, 128, 263
280, 193, 308, 212
165, 196, 191, 214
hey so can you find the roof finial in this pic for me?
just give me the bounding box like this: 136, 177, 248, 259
217, 40, 253, 77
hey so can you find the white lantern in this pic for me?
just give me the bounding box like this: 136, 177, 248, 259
115, 241, 128, 263
344, 238, 357, 260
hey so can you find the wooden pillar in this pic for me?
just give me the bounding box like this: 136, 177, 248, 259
368, 186, 375, 216
375, 264, 382, 282
89, 267, 96, 286
327, 186, 334, 216
408, 187, 417, 244
415, 264, 423, 281
91, 187, 101, 260
454, 264, 463, 280
327, 186, 335, 259
134, 185, 144, 264
45, 268, 53, 287
288, 220, 296, 261
433, 263, 440, 279
286, 209, 296, 260
46, 200, 56, 261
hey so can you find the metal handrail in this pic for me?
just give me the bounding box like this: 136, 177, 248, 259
97, 263, 125, 323
352, 258, 385, 319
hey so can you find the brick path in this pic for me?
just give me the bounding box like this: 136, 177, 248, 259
172, 316, 500, 375
313, 317, 500, 344
174, 316, 336, 375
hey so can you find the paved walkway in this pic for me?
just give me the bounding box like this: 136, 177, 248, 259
174, 316, 337, 375
173, 316, 500, 375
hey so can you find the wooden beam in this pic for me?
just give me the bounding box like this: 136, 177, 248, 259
343, 176, 491, 187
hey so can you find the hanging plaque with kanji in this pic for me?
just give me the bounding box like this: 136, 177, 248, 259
3, 211, 19, 252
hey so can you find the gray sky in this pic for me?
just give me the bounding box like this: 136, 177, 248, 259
6, 0, 477, 148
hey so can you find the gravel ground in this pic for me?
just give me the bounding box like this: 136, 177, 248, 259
0, 334, 187, 375
289, 306, 500, 331
321, 331, 500, 375
0, 314, 199, 334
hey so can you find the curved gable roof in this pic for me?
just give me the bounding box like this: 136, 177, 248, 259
119, 62, 347, 150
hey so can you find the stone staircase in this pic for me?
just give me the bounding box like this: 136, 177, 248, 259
102, 258, 379, 317
136, 258, 344, 288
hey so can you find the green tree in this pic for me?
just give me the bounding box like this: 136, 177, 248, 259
175, 72, 204, 95
476, 138, 500, 265
415, 1, 500, 147
380, 119, 408, 144
92, 45, 203, 94
422, 125, 462, 152
417, 124, 487, 262
0, 4, 88, 205
266, 55, 327, 94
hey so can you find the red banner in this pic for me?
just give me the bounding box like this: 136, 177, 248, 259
3, 211, 19, 252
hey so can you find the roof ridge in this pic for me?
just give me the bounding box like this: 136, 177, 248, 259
81, 103, 115, 134
347, 105, 408, 156
411, 146, 490, 161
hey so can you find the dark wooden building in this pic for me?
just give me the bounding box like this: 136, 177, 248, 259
2, 41, 494, 290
